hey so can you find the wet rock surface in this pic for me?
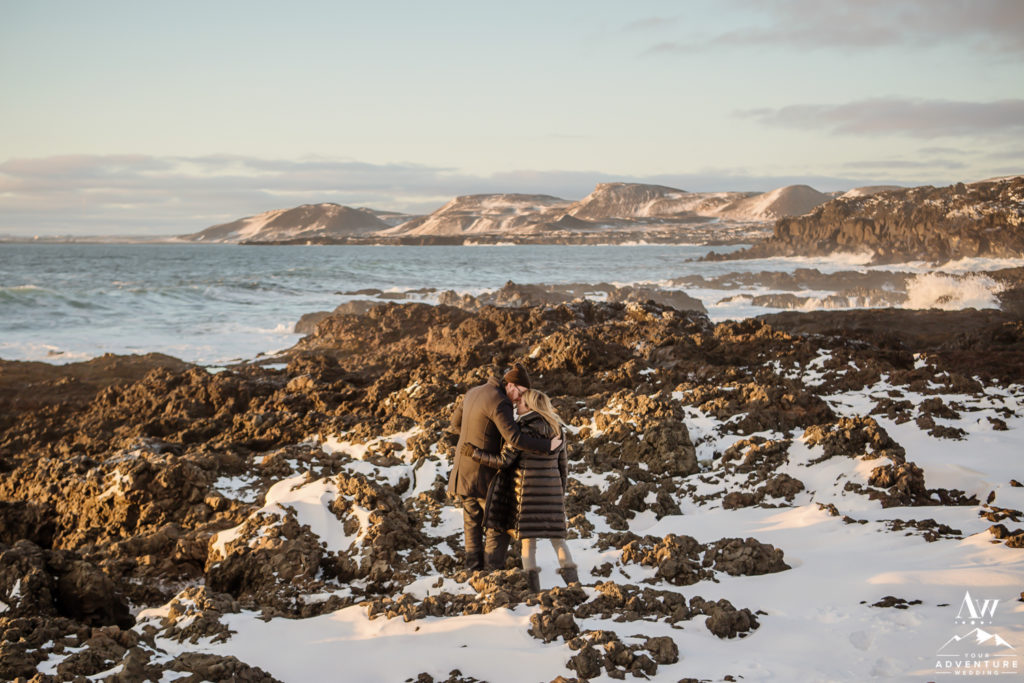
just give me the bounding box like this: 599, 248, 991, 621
1, 300, 1021, 680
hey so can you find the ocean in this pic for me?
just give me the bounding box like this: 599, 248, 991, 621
0, 243, 1016, 366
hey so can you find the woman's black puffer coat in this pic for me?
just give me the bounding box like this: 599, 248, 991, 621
472, 411, 568, 539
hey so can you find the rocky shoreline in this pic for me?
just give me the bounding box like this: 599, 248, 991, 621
706, 176, 1024, 264
1, 301, 1023, 681
293, 266, 1024, 335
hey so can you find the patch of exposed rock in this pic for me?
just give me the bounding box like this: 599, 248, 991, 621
437, 280, 707, 314
615, 533, 790, 585
0, 540, 133, 628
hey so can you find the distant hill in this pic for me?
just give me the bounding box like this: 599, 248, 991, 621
383, 194, 570, 236
179, 182, 893, 244
563, 183, 834, 223
563, 183, 741, 220
380, 183, 832, 238
714, 185, 835, 221
182, 203, 394, 243
710, 176, 1024, 264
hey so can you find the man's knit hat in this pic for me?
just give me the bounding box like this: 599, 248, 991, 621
502, 362, 531, 389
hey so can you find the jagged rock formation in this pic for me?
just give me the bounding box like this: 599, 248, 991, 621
293, 281, 708, 334
1, 302, 1021, 680
711, 176, 1024, 264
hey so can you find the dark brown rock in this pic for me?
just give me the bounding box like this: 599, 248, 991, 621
713, 177, 1024, 264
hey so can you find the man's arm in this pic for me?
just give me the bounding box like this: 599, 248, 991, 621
449, 397, 464, 435
491, 400, 552, 452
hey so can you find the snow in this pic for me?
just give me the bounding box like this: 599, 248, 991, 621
210, 473, 360, 558
138, 367, 1024, 681
321, 426, 422, 463
193, 605, 570, 683
234, 210, 286, 241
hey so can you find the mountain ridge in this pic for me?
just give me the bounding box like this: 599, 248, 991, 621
183, 182, 848, 244
183, 203, 396, 243
181, 177, 1023, 259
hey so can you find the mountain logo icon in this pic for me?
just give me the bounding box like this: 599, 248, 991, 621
938, 627, 1015, 655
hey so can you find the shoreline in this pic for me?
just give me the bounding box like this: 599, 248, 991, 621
4, 264, 1022, 367
1, 298, 1022, 680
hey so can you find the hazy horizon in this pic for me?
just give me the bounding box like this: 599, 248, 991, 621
2, 0, 1022, 235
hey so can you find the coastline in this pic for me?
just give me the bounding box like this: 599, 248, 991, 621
3, 241, 1022, 367
2, 299, 1022, 680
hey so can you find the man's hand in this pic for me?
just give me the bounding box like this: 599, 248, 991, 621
550, 436, 563, 452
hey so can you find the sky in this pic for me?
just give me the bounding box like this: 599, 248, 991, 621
0, 0, 1022, 235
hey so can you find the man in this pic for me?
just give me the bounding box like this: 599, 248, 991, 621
447, 362, 562, 571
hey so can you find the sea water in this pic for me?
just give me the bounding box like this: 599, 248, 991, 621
0, 243, 1015, 365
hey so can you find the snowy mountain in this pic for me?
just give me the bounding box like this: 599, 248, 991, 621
383, 193, 571, 236
181, 183, 839, 242
714, 184, 835, 221
564, 183, 833, 223
183, 203, 394, 243
382, 183, 833, 237
563, 183, 748, 220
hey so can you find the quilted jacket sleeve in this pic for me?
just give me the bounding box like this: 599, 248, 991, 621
471, 447, 518, 470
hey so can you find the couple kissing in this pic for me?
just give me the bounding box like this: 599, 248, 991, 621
447, 362, 578, 592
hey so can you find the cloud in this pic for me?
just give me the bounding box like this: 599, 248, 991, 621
738, 98, 1024, 137
842, 158, 966, 171
649, 0, 1024, 54
0, 155, 455, 234
0, 155, 621, 234
0, 153, 979, 236
918, 146, 972, 157
623, 16, 680, 33
987, 148, 1024, 161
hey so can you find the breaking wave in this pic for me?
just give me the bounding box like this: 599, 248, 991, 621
904, 273, 1002, 311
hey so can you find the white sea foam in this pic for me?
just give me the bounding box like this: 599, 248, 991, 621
934, 256, 1024, 272
1, 243, 1016, 364
904, 273, 1002, 310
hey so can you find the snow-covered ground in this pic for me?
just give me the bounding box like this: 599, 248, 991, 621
117, 362, 1024, 682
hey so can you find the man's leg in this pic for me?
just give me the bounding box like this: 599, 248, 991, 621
483, 527, 511, 571
460, 497, 485, 571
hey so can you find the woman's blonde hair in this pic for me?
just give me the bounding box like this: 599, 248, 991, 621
523, 389, 564, 434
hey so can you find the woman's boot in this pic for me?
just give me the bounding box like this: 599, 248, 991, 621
526, 568, 541, 593
556, 565, 579, 585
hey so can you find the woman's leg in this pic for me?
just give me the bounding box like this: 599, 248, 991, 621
550, 538, 576, 568
521, 538, 539, 571
552, 538, 580, 585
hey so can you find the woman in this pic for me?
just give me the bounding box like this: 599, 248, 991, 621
471, 388, 578, 591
